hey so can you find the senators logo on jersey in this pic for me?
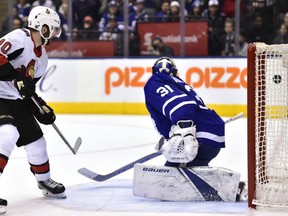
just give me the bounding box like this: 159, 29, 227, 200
26, 59, 36, 78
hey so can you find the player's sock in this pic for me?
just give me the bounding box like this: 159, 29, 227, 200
0, 198, 7, 214
38, 178, 66, 199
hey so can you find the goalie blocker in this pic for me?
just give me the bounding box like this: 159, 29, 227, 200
133, 164, 241, 202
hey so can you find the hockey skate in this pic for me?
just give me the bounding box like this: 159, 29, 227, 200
0, 198, 7, 214
38, 178, 66, 199
236, 181, 248, 202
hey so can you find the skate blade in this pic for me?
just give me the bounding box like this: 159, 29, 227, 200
41, 190, 67, 199
236, 181, 248, 202
0, 206, 6, 214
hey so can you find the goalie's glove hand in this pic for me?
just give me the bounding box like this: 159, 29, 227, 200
160, 120, 199, 163
14, 66, 35, 99
29, 95, 56, 125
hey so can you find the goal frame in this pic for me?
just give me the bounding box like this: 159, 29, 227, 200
247, 42, 288, 208
247, 43, 257, 208
248, 43, 269, 208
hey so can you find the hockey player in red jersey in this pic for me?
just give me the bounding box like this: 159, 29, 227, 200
0, 6, 65, 213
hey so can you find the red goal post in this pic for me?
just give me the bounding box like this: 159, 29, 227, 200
248, 42, 288, 208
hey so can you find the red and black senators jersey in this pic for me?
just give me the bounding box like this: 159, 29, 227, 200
0, 28, 48, 100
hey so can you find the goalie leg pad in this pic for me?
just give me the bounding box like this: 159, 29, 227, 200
133, 164, 240, 202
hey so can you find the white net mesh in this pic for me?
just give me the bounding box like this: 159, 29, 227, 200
253, 43, 288, 207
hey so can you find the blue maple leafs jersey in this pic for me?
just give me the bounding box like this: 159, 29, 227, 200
144, 72, 225, 148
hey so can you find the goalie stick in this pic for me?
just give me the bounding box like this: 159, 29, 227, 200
78, 112, 244, 181
78, 151, 162, 182
31, 96, 82, 155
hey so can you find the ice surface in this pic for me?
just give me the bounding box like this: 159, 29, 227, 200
0, 114, 287, 215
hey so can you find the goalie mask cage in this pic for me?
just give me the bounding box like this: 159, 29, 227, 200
248, 42, 288, 208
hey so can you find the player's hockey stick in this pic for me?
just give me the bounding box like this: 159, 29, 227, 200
78, 151, 162, 182
78, 112, 244, 181
223, 112, 244, 124
31, 96, 82, 155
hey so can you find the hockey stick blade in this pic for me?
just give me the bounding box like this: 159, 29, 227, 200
78, 112, 244, 181
78, 152, 162, 181
51, 123, 82, 155
31, 96, 82, 155
73, 137, 82, 154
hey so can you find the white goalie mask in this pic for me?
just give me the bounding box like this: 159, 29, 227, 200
28, 6, 62, 41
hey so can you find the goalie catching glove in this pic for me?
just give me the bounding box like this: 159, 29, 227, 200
28, 94, 56, 125
156, 120, 199, 163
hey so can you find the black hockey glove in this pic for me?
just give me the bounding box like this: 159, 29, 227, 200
29, 95, 56, 125
14, 66, 35, 99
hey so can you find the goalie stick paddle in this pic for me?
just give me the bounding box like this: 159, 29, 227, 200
78, 112, 244, 181
31, 96, 82, 155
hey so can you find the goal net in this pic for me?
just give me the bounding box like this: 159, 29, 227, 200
248, 42, 288, 208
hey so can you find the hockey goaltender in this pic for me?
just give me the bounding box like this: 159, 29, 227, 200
133, 56, 246, 202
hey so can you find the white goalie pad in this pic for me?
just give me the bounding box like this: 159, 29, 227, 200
133, 163, 240, 202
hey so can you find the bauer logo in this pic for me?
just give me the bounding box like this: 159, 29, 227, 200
142, 167, 170, 173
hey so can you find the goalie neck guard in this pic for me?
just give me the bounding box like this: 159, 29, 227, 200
152, 57, 178, 76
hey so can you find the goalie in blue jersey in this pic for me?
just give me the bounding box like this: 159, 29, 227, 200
144, 57, 225, 167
